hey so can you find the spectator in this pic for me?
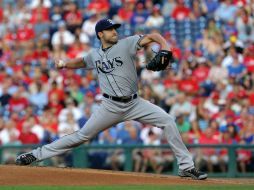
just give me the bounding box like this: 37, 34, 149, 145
130, 3, 148, 27
78, 28, 90, 45
196, 127, 220, 172
51, 21, 75, 50
141, 128, 163, 174
0, 119, 21, 164
39, 107, 58, 144
206, 18, 221, 38
86, 0, 110, 16
192, 55, 210, 82
18, 121, 40, 144
204, 0, 220, 17
81, 13, 100, 37
0, 84, 11, 108
161, 0, 176, 17
208, 55, 228, 83
222, 46, 243, 68
16, 18, 36, 45
227, 52, 246, 78
0, 120, 19, 145
8, 87, 28, 114
196, 29, 223, 60
139, 84, 160, 105
169, 93, 194, 119
29, 81, 48, 111
190, 0, 208, 20
177, 62, 199, 95
30, 0, 52, 9
15, 1, 32, 26
145, 5, 164, 28
176, 114, 191, 133
58, 112, 79, 138
237, 139, 252, 172
171, 0, 192, 21
30, 1, 50, 25
66, 39, 84, 59
78, 105, 92, 129
58, 98, 82, 123
114, 0, 135, 23
32, 10, 50, 40
49, 5, 64, 31
111, 121, 142, 171
235, 7, 254, 43
243, 44, 254, 73
218, 129, 234, 172
215, 0, 238, 23
69, 81, 84, 104
63, 2, 83, 34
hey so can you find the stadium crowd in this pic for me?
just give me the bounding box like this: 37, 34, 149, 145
0, 0, 254, 173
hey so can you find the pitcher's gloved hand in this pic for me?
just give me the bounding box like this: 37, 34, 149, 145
146, 50, 174, 71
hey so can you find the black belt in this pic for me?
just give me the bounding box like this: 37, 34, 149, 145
103, 93, 138, 103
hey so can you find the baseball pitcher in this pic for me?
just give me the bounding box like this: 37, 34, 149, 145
16, 18, 207, 180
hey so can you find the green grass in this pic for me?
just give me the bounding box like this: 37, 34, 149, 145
0, 185, 254, 190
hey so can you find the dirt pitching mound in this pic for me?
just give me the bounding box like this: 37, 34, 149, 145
0, 165, 253, 186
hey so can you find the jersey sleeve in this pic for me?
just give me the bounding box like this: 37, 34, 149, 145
124, 34, 145, 55
82, 50, 95, 69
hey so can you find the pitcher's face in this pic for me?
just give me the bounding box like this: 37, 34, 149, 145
99, 27, 119, 45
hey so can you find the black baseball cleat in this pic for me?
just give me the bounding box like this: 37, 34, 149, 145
178, 168, 208, 180
16, 152, 37, 165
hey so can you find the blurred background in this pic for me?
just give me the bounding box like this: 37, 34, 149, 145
0, 0, 254, 177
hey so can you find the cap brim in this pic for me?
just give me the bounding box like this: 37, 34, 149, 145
104, 23, 121, 31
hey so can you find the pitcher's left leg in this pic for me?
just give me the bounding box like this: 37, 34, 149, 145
124, 98, 207, 179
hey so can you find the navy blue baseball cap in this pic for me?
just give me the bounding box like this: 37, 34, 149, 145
95, 19, 121, 38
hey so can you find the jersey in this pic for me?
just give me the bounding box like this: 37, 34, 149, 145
83, 35, 144, 97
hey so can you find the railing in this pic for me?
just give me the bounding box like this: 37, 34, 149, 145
0, 144, 254, 178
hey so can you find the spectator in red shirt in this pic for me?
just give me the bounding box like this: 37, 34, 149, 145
0, 6, 3, 23
87, 0, 110, 15
16, 19, 35, 43
33, 42, 49, 61
171, 0, 192, 21
177, 74, 199, 95
64, 2, 83, 34
30, 3, 50, 25
66, 39, 84, 59
8, 87, 28, 113
192, 55, 210, 82
48, 81, 65, 103
227, 82, 248, 101
47, 93, 63, 116
62, 69, 82, 87
237, 139, 252, 172
114, 0, 135, 23
39, 107, 59, 137
249, 91, 254, 106
243, 45, 254, 73
196, 127, 220, 172
218, 130, 234, 172
18, 121, 39, 144
16, 106, 39, 132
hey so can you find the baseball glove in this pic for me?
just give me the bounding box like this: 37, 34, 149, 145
146, 50, 174, 71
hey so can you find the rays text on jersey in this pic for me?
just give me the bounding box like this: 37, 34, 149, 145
95, 57, 123, 74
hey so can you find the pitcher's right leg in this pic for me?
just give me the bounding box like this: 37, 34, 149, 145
16, 103, 122, 165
